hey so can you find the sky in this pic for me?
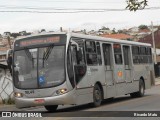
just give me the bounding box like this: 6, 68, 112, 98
0, 0, 160, 34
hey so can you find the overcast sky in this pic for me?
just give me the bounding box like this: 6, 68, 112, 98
0, 0, 160, 34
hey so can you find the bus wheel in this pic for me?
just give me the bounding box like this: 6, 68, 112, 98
93, 84, 102, 107
130, 80, 145, 98
137, 80, 145, 97
44, 105, 58, 112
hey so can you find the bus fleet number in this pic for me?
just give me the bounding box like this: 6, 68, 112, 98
25, 90, 35, 94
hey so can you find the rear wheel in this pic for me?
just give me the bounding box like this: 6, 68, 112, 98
93, 84, 102, 107
44, 105, 58, 112
130, 79, 145, 98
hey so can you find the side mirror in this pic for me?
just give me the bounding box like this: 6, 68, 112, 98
6, 49, 13, 74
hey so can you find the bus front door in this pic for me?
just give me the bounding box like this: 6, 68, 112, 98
103, 43, 116, 98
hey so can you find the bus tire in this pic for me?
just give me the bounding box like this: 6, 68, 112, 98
137, 79, 145, 97
44, 105, 58, 112
93, 84, 102, 107
130, 79, 145, 98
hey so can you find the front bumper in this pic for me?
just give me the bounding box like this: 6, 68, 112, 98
15, 90, 76, 108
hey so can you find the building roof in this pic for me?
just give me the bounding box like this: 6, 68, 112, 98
100, 33, 134, 40
138, 29, 150, 33
138, 30, 160, 48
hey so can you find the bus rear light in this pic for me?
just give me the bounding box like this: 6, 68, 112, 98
55, 88, 67, 95
14, 92, 23, 97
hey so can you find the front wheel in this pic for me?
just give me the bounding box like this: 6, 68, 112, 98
93, 84, 102, 107
44, 105, 58, 112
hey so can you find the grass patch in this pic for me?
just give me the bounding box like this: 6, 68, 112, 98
2, 97, 15, 105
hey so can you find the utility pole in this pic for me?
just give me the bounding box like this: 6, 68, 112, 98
7, 36, 12, 49
151, 21, 157, 64
60, 27, 63, 32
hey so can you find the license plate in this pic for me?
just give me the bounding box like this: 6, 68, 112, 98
34, 99, 45, 104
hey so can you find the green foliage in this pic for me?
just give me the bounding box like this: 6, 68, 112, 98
118, 30, 123, 33
126, 0, 148, 11
2, 97, 15, 105
11, 33, 21, 38
101, 26, 110, 30
112, 28, 117, 34
138, 25, 148, 30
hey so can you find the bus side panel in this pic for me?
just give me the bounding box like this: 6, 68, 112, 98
125, 82, 139, 94
75, 66, 106, 105
145, 64, 155, 89
76, 75, 92, 95
98, 66, 107, 98
133, 64, 152, 90
87, 66, 106, 89
75, 70, 93, 105
76, 89, 93, 105
106, 85, 116, 98
145, 70, 152, 89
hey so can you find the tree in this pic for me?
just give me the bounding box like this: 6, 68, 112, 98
118, 30, 122, 33
41, 29, 46, 32
138, 25, 148, 30
101, 26, 110, 30
112, 28, 117, 34
11, 33, 21, 38
126, 0, 148, 11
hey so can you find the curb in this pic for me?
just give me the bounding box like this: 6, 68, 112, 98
0, 104, 15, 108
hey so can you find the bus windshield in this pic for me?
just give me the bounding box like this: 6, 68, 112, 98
13, 45, 65, 89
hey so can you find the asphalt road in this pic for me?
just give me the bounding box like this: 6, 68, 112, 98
1, 85, 160, 119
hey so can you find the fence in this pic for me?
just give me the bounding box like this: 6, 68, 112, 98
0, 68, 13, 104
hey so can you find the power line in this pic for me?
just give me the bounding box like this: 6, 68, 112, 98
0, 7, 159, 13
0, 5, 127, 11
0, 5, 160, 11
0, 10, 125, 13
5, 0, 121, 4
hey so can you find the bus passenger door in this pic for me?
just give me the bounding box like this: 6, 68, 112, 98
71, 45, 87, 87
102, 43, 116, 98
123, 46, 132, 83
113, 44, 128, 96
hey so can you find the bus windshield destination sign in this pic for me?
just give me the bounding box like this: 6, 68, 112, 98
20, 36, 60, 47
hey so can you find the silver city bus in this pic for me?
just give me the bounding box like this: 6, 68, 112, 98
8, 32, 155, 112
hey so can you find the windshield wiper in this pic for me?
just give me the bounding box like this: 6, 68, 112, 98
43, 46, 54, 60
41, 46, 54, 68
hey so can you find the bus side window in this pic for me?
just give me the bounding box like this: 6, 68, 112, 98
102, 44, 111, 66
96, 42, 102, 65
85, 41, 97, 65
114, 44, 123, 64
132, 46, 139, 64
147, 47, 152, 63
123, 46, 129, 66
139, 47, 146, 64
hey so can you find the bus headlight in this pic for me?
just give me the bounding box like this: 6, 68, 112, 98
55, 88, 67, 95
14, 92, 23, 97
